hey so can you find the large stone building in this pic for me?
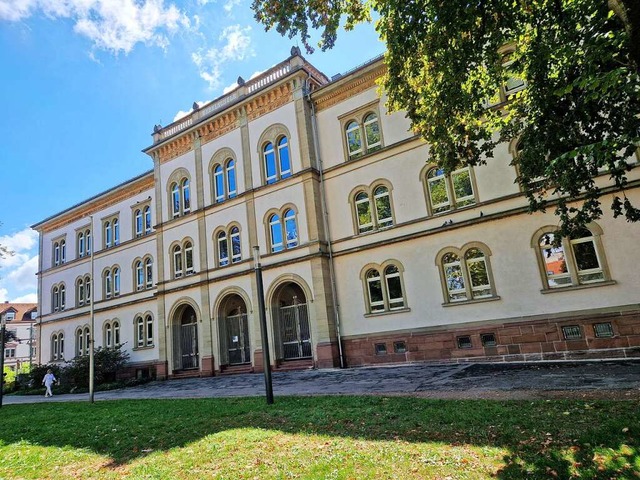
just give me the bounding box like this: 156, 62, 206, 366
32, 49, 640, 379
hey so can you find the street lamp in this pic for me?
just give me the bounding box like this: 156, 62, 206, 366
0, 312, 6, 408
253, 246, 274, 404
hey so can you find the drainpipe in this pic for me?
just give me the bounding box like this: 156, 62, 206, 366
305, 78, 345, 369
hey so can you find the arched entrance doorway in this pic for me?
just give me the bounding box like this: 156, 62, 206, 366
218, 294, 250, 365
172, 304, 199, 371
272, 282, 311, 361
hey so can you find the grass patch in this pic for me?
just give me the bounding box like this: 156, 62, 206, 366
1, 396, 638, 479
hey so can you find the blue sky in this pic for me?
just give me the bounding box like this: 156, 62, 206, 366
0, 0, 384, 304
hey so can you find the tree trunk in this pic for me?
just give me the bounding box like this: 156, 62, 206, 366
609, 0, 640, 71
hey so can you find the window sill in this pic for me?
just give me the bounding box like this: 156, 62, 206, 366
133, 345, 155, 351
442, 296, 501, 307
364, 307, 411, 318
540, 280, 617, 294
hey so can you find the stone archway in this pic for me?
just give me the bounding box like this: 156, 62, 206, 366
271, 282, 311, 361
218, 294, 250, 366
172, 304, 199, 371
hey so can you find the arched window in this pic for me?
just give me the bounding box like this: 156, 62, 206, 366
76, 328, 84, 357
171, 182, 181, 218
78, 232, 85, 257
226, 159, 237, 198
217, 230, 229, 266
51, 332, 65, 361
144, 206, 152, 233
230, 226, 241, 263
284, 209, 298, 248
343, 109, 383, 160
277, 136, 291, 179
145, 257, 153, 288
373, 186, 392, 228
173, 245, 183, 278
104, 270, 112, 298
60, 240, 66, 263
52, 286, 59, 312
262, 133, 292, 185
113, 219, 120, 245
214, 164, 225, 203
437, 244, 497, 303
53, 242, 60, 266
135, 315, 153, 348
425, 166, 476, 214
86, 229, 92, 255
362, 262, 407, 314
135, 260, 144, 290
113, 267, 120, 295
355, 192, 372, 233
113, 320, 120, 345
105, 321, 113, 348
264, 142, 277, 184
535, 226, 609, 290
184, 241, 194, 274
84, 275, 91, 303
104, 221, 112, 248
76, 278, 85, 307
269, 214, 283, 252
182, 179, 191, 213
351, 183, 395, 234
135, 209, 143, 237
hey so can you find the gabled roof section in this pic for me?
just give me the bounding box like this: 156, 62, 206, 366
31, 170, 154, 233
0, 302, 37, 324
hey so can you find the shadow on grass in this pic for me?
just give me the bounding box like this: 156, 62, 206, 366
1, 396, 638, 478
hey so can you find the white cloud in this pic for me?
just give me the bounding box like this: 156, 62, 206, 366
172, 100, 208, 122
0, 227, 37, 253
192, 24, 253, 89
0, 0, 191, 54
6, 255, 38, 291
11, 292, 37, 303
223, 0, 240, 13
0, 288, 8, 302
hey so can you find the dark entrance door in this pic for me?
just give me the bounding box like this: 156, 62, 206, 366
224, 313, 250, 365
172, 305, 199, 371
278, 303, 311, 360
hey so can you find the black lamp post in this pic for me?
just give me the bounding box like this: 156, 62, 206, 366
253, 246, 274, 404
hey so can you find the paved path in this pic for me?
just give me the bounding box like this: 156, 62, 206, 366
5, 360, 640, 405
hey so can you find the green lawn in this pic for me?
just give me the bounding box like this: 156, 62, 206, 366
0, 396, 638, 479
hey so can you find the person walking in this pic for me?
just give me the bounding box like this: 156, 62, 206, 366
42, 369, 57, 397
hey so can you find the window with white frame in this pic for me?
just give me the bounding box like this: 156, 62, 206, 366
351, 182, 394, 234
5, 311, 15, 321
76, 275, 91, 306
263, 136, 292, 185
134, 208, 143, 237
75, 326, 90, 357
144, 206, 152, 234
77, 231, 85, 258
437, 244, 496, 304
171, 240, 195, 278
212, 158, 237, 203
534, 225, 610, 290
51, 332, 64, 361
362, 262, 407, 314
145, 257, 153, 288
484, 46, 527, 107
135, 314, 153, 348
342, 107, 383, 160
103, 215, 119, 249
104, 320, 120, 348
60, 239, 66, 263
52, 238, 66, 266
170, 177, 191, 218
425, 166, 476, 214
52, 283, 66, 312
267, 207, 299, 253
134, 256, 153, 290
103, 266, 120, 299
215, 225, 242, 267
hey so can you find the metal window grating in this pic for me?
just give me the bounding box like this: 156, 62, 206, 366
457, 336, 472, 349
593, 322, 614, 338
562, 325, 582, 340
393, 341, 407, 354
481, 333, 497, 347
374, 343, 387, 355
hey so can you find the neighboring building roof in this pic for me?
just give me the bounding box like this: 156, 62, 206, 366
0, 302, 37, 325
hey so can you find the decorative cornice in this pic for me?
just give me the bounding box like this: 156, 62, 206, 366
246, 82, 293, 121
313, 63, 386, 112
38, 175, 155, 234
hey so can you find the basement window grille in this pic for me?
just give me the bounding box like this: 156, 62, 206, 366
457, 336, 472, 349
562, 325, 582, 340
593, 322, 614, 338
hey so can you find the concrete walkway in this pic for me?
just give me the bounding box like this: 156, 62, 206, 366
4, 360, 640, 405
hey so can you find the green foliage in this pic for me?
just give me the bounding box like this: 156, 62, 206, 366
26, 345, 130, 392
2, 328, 17, 344
252, 0, 640, 238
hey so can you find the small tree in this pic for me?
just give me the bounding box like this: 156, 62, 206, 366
64, 345, 130, 388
